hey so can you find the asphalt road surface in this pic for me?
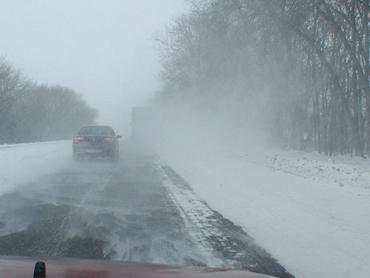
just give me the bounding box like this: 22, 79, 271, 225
0, 147, 293, 278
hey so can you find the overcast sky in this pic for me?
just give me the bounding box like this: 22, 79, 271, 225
0, 0, 187, 133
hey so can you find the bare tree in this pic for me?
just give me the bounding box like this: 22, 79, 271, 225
156, 0, 370, 156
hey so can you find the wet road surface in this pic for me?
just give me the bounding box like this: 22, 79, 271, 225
0, 149, 293, 278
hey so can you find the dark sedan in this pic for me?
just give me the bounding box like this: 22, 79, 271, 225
72, 125, 120, 160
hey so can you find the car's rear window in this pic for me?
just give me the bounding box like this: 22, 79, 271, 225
78, 126, 115, 136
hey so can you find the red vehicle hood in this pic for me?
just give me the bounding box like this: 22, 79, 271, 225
0, 256, 273, 278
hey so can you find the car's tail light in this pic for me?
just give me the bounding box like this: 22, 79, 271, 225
73, 136, 85, 144
104, 137, 115, 143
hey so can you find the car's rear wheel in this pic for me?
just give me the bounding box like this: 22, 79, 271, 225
111, 150, 119, 162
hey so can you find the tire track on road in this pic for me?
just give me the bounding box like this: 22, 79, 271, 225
159, 164, 294, 278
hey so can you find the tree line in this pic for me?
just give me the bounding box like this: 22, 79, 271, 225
0, 57, 97, 143
157, 0, 370, 156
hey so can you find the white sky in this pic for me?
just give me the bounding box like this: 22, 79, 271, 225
0, 0, 187, 133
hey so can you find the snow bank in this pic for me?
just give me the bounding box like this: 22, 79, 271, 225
0, 141, 72, 195
160, 147, 370, 278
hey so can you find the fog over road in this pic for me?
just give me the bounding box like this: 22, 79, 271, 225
0, 142, 293, 278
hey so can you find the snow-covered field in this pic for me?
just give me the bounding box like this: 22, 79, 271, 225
160, 146, 370, 278
0, 141, 71, 195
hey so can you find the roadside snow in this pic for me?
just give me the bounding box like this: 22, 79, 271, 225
159, 146, 370, 278
268, 150, 370, 190
0, 141, 71, 195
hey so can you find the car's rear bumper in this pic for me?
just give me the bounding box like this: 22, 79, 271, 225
73, 143, 116, 156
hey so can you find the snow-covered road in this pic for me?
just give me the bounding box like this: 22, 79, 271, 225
0, 141, 292, 278
160, 147, 370, 278
2, 140, 369, 278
